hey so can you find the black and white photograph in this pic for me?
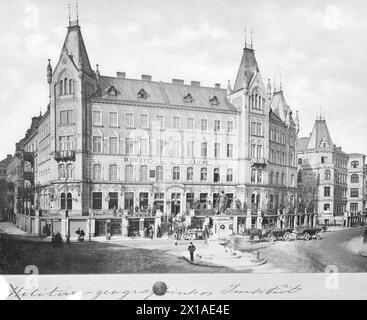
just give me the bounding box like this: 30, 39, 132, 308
0, 0, 366, 302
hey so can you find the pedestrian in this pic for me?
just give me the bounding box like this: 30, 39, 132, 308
150, 227, 154, 239
188, 242, 196, 262
80, 229, 85, 242
157, 225, 162, 238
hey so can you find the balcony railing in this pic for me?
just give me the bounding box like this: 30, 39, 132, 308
55, 151, 75, 163
251, 158, 267, 166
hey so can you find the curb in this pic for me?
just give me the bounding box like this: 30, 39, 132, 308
181, 255, 267, 269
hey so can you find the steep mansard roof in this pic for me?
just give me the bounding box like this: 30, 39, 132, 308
233, 47, 259, 92
306, 119, 334, 149
92, 76, 238, 113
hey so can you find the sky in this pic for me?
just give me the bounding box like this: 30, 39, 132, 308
1, 0, 367, 158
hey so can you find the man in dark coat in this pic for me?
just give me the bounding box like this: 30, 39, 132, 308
188, 242, 196, 262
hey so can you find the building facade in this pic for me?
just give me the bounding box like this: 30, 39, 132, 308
0, 155, 12, 220
297, 118, 367, 226
9, 17, 301, 238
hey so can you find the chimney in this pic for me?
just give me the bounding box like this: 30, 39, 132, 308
215, 83, 221, 89
142, 75, 152, 81
172, 79, 184, 84
191, 81, 201, 87
117, 72, 126, 79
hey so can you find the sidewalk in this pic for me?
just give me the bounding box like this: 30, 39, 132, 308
0, 222, 50, 242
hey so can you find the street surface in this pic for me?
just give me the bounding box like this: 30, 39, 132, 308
0, 223, 366, 274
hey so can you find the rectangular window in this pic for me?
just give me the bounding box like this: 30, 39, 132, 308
321, 156, 327, 164
270, 130, 274, 141
256, 123, 262, 135
124, 192, 134, 211
109, 137, 118, 154
140, 139, 148, 157
186, 193, 195, 210
350, 203, 358, 212
125, 138, 134, 155
251, 122, 256, 135
139, 193, 149, 210
93, 137, 102, 153
108, 192, 118, 210
67, 110, 74, 124
140, 114, 148, 129
156, 140, 164, 156
214, 143, 220, 158
187, 141, 194, 157
110, 112, 118, 127
126, 113, 134, 127
172, 141, 180, 157
201, 142, 208, 157
351, 188, 359, 197
93, 111, 102, 126
92, 192, 102, 210
324, 186, 330, 197
227, 121, 233, 133
298, 158, 302, 165
156, 115, 164, 129
324, 203, 330, 212
60, 111, 67, 125
214, 120, 221, 132
227, 144, 233, 158
187, 118, 194, 130
173, 117, 180, 129
201, 119, 208, 131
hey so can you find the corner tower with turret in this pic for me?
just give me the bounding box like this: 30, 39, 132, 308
48, 14, 97, 216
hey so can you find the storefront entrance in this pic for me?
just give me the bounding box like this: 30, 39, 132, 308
171, 193, 181, 217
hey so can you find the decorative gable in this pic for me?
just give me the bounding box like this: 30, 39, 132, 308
183, 93, 194, 103
137, 88, 148, 99
209, 96, 220, 106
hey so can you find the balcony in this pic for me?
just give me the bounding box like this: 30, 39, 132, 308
54, 151, 75, 163
251, 158, 267, 167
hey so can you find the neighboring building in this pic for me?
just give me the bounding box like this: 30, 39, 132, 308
7, 116, 41, 226
10, 16, 300, 237
346, 154, 366, 226
297, 117, 367, 226
0, 154, 12, 220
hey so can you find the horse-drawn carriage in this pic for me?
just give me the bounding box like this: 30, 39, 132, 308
288, 227, 322, 241
246, 226, 321, 243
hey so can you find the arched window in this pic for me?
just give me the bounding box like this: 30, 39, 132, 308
291, 174, 295, 187
270, 172, 274, 184
351, 174, 359, 183
140, 165, 148, 181
125, 165, 133, 182
58, 164, 65, 179
351, 161, 359, 168
187, 167, 194, 181
109, 164, 118, 181
67, 193, 72, 210
173, 167, 180, 181
281, 173, 285, 185
257, 143, 263, 158
66, 164, 74, 179
276, 172, 279, 185
93, 164, 101, 180
251, 169, 256, 183
257, 169, 262, 184
93, 132, 102, 153
226, 169, 233, 182
69, 79, 73, 95
201, 168, 207, 181
251, 141, 256, 158
60, 193, 66, 210
156, 166, 163, 181
64, 78, 68, 95
324, 169, 331, 180
214, 168, 220, 182
59, 80, 63, 96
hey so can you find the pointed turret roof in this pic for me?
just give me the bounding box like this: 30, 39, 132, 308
306, 119, 334, 149
233, 46, 259, 92
270, 90, 289, 121
61, 20, 93, 75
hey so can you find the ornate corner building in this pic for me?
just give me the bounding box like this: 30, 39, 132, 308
7, 17, 301, 237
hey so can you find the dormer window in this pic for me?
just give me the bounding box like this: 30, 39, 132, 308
137, 88, 148, 99
108, 86, 118, 97
209, 96, 220, 106
183, 93, 194, 103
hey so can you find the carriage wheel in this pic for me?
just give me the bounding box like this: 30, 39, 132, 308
268, 235, 276, 243
283, 232, 291, 241
304, 232, 311, 241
